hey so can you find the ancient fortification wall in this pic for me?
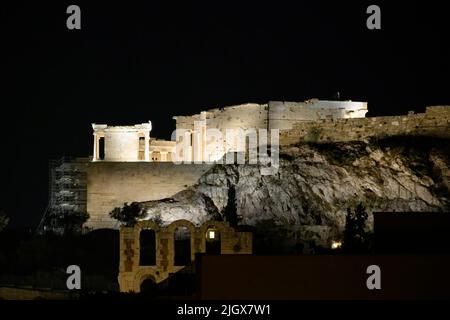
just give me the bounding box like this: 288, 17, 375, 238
85, 162, 212, 229
268, 100, 368, 130
175, 103, 268, 131
204, 103, 268, 130
174, 100, 368, 132
280, 106, 450, 145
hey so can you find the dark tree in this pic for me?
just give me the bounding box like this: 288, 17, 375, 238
0, 210, 9, 232
223, 186, 240, 227
109, 202, 146, 227
343, 203, 369, 252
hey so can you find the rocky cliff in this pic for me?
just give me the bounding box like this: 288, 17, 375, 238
141, 136, 450, 250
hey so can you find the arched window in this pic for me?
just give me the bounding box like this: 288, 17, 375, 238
140, 229, 156, 266
174, 226, 191, 266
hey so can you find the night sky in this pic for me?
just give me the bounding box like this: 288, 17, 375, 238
2, 1, 449, 228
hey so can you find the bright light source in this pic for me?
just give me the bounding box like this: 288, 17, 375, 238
208, 230, 215, 239
331, 241, 342, 249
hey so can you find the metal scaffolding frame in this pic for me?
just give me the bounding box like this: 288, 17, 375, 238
36, 157, 88, 234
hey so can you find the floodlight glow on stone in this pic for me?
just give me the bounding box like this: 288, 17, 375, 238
331, 241, 342, 249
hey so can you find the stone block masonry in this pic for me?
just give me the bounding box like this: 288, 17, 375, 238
280, 106, 450, 145
86, 162, 212, 229
268, 100, 368, 130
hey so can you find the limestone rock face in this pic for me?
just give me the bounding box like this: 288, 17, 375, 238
141, 138, 450, 248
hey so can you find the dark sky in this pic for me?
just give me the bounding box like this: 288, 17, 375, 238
2, 1, 449, 228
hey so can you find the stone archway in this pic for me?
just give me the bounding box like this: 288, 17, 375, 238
167, 220, 195, 266
135, 221, 161, 267
139, 229, 156, 265
174, 226, 191, 265
133, 268, 158, 293
139, 275, 157, 295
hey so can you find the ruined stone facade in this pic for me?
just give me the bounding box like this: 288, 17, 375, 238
90, 100, 368, 165
92, 122, 176, 162
280, 106, 450, 145
44, 99, 449, 231
118, 220, 252, 293
172, 99, 368, 161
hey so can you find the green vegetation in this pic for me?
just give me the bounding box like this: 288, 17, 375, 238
252, 219, 292, 254
109, 202, 146, 226
0, 210, 9, 232
343, 203, 370, 253
223, 185, 240, 227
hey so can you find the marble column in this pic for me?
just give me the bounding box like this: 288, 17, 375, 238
93, 133, 98, 161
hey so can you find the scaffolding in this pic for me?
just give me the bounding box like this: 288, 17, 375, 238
36, 157, 89, 234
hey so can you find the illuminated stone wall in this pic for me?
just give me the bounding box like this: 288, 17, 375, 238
174, 103, 268, 131
174, 100, 368, 133
92, 122, 152, 162
173, 100, 368, 160
173, 103, 268, 161
104, 131, 140, 161
268, 99, 368, 130
280, 106, 450, 145
85, 162, 212, 229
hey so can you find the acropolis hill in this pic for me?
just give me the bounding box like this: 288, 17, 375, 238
44, 99, 450, 246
